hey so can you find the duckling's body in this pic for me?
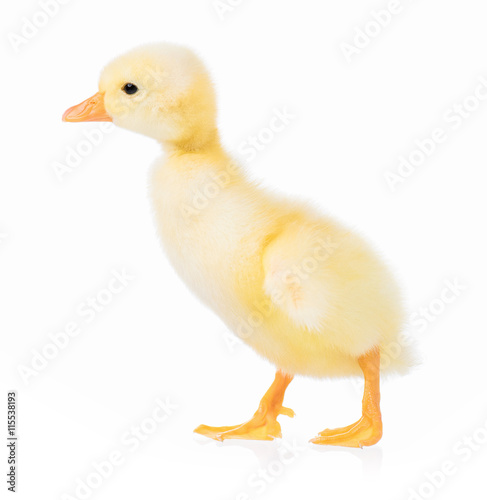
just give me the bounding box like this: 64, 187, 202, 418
151, 148, 408, 378
63, 43, 414, 447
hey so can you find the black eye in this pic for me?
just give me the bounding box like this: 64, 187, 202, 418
122, 83, 138, 95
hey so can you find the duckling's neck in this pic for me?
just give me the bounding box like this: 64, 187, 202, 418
163, 127, 222, 156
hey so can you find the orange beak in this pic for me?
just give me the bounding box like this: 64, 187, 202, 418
62, 92, 112, 122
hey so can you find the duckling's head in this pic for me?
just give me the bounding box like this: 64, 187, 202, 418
63, 43, 219, 151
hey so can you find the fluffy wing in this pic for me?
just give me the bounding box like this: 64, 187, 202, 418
262, 221, 341, 331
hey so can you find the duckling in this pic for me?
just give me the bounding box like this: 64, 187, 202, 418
63, 43, 415, 447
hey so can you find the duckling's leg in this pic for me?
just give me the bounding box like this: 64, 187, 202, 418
194, 371, 294, 441
310, 348, 383, 448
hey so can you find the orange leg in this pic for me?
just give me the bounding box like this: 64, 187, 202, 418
310, 348, 383, 448
194, 371, 294, 441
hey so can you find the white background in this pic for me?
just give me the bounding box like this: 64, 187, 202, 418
2, 1, 487, 499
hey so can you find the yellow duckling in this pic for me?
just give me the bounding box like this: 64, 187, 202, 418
63, 43, 414, 447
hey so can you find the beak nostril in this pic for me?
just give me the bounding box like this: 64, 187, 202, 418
62, 91, 112, 123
